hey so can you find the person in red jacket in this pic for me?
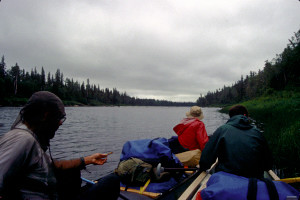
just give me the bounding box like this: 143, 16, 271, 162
169, 106, 209, 154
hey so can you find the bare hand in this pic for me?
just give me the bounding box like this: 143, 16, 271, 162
85, 153, 109, 165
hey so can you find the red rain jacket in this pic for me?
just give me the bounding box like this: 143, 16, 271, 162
173, 118, 208, 151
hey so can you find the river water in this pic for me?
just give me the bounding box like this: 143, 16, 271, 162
0, 106, 228, 180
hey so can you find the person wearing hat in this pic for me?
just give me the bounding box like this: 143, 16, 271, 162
0, 91, 120, 200
199, 105, 273, 178
169, 106, 209, 154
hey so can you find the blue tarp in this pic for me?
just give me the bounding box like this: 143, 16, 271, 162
200, 172, 300, 200
120, 137, 182, 168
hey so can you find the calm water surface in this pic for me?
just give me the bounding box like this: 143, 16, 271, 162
0, 106, 228, 180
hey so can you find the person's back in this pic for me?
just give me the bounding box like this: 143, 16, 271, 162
173, 117, 207, 151
200, 105, 273, 178
171, 106, 208, 153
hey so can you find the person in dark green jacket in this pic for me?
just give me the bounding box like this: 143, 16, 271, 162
199, 105, 273, 178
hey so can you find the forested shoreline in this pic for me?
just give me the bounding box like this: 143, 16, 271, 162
0, 60, 194, 107
1, 29, 298, 107
196, 29, 299, 106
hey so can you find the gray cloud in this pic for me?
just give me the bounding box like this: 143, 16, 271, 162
1, 0, 299, 102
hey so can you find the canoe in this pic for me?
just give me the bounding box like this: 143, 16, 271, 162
114, 160, 281, 200
114, 161, 218, 200
82, 167, 300, 200
82, 156, 287, 200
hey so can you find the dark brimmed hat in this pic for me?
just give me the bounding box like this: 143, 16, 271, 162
26, 91, 65, 116
11, 91, 65, 129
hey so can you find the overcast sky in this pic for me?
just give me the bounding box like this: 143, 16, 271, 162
0, 0, 299, 102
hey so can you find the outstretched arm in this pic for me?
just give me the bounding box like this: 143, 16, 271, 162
54, 153, 110, 170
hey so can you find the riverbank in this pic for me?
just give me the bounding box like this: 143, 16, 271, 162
0, 97, 99, 107
0, 97, 194, 107
220, 91, 300, 180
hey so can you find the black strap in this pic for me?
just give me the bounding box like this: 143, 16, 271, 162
247, 178, 257, 200
260, 178, 279, 200
247, 177, 279, 200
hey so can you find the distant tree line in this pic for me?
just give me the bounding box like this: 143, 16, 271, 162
197, 29, 300, 106
0, 59, 194, 106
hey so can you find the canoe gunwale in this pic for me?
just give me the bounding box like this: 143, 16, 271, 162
178, 159, 218, 200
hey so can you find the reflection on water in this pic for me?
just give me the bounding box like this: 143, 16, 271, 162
0, 106, 228, 180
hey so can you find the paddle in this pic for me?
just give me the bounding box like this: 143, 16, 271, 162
81, 177, 97, 184
275, 177, 300, 184
156, 163, 199, 177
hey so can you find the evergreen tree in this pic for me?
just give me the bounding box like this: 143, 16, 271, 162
0, 55, 6, 78
9, 63, 21, 95
0, 56, 6, 102
41, 67, 46, 90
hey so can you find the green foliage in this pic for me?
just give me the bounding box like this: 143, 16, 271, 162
2, 97, 28, 106
246, 93, 300, 178
62, 100, 85, 106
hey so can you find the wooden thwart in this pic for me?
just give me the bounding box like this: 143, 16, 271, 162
268, 170, 280, 180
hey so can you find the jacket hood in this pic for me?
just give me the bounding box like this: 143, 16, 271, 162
173, 118, 199, 136
226, 115, 252, 130
11, 122, 49, 151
